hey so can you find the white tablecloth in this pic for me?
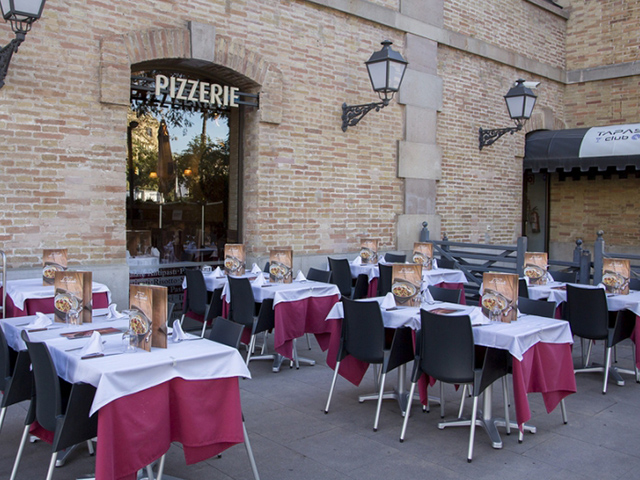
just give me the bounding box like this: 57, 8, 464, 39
350, 263, 467, 286
222, 279, 341, 307
1, 315, 250, 415
5, 278, 112, 311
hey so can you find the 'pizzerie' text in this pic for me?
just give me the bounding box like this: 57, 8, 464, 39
155, 75, 239, 108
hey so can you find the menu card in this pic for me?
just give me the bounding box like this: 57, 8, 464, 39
43, 249, 68, 286
523, 252, 548, 286
224, 244, 245, 276
412, 242, 434, 270
481, 272, 518, 323
359, 239, 378, 264
602, 258, 630, 295
269, 248, 293, 283
53, 271, 92, 324
391, 264, 422, 307
129, 285, 168, 351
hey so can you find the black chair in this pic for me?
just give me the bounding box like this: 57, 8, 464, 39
399, 310, 509, 462
11, 331, 98, 480
0, 327, 32, 435
384, 252, 406, 263
519, 278, 529, 299
437, 257, 456, 269
181, 269, 217, 338
518, 296, 556, 319
427, 285, 462, 304
352, 273, 369, 300
629, 278, 640, 291
208, 316, 246, 349
307, 267, 332, 283
550, 270, 578, 284
324, 298, 413, 431
228, 277, 277, 367
566, 285, 638, 393
377, 264, 393, 297
328, 257, 353, 298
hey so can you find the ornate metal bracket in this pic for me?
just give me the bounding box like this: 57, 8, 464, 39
478, 124, 522, 150
0, 32, 25, 89
341, 99, 389, 132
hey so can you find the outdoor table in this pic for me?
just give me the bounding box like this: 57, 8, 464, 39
1, 313, 250, 480
325, 300, 576, 446
0, 277, 111, 317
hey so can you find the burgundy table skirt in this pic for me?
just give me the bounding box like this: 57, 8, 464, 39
367, 278, 466, 304
31, 377, 244, 480
3, 290, 110, 318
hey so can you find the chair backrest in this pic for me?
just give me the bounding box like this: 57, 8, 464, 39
328, 257, 352, 297
228, 277, 256, 327
427, 285, 462, 304
437, 257, 456, 269
550, 270, 578, 284
419, 310, 475, 385
377, 264, 393, 297
254, 298, 275, 335
307, 267, 332, 283
341, 298, 385, 364
208, 316, 245, 349
566, 285, 609, 339
207, 287, 224, 322
629, 278, 640, 291
352, 274, 369, 300
184, 269, 208, 316
21, 331, 62, 432
384, 253, 406, 263
167, 302, 175, 322
517, 296, 556, 318
0, 325, 10, 391
518, 278, 529, 299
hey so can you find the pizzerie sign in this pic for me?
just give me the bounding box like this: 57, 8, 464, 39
155, 75, 240, 108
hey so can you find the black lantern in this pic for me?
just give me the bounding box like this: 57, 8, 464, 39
342, 40, 408, 132
479, 79, 539, 150
0, 0, 47, 89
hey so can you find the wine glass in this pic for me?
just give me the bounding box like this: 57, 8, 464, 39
122, 328, 138, 352
65, 308, 80, 326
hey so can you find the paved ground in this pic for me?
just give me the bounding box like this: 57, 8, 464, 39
2, 332, 640, 480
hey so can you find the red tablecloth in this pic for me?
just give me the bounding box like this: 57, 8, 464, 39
3, 290, 110, 317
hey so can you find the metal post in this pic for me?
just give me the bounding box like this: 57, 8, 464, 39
516, 236, 527, 277
579, 250, 591, 285
573, 238, 583, 265
593, 230, 605, 285
419, 222, 430, 242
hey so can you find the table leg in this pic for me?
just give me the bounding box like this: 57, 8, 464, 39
358, 364, 421, 415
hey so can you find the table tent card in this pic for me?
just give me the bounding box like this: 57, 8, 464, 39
53, 271, 92, 324
129, 285, 168, 351
43, 249, 68, 286
523, 252, 548, 286
412, 242, 434, 270
359, 238, 378, 264
269, 248, 293, 283
602, 258, 630, 295
481, 272, 518, 323
391, 264, 422, 307
224, 244, 245, 276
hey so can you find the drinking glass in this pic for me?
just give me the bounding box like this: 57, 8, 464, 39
65, 308, 80, 326
122, 329, 138, 352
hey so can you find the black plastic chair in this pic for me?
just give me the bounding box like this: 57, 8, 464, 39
518, 278, 529, 299
12, 331, 98, 480
399, 310, 509, 462
228, 277, 277, 367
181, 269, 217, 337
208, 316, 246, 350
307, 267, 332, 283
437, 257, 456, 269
518, 296, 556, 319
352, 274, 369, 300
0, 327, 32, 435
384, 253, 406, 263
566, 285, 638, 393
328, 257, 353, 298
377, 264, 393, 297
550, 270, 578, 284
427, 285, 462, 304
629, 278, 640, 291
324, 298, 413, 431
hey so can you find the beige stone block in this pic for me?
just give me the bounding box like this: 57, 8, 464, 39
398, 141, 441, 180
396, 214, 441, 250
189, 21, 216, 62
398, 70, 443, 110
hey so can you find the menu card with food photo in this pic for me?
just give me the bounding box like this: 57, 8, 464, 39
129, 285, 168, 351
224, 244, 245, 276
412, 242, 434, 270
53, 271, 92, 324
523, 252, 548, 285
602, 258, 630, 295
269, 248, 293, 283
359, 238, 378, 264
43, 249, 68, 286
391, 264, 422, 307
481, 272, 518, 323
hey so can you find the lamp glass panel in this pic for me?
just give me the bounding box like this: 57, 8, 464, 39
0, 0, 10, 18
367, 61, 388, 92
387, 62, 406, 91
505, 95, 525, 119
523, 96, 536, 118
11, 0, 44, 20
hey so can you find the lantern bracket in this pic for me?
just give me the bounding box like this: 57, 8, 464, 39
0, 32, 24, 89
341, 99, 389, 132
478, 124, 522, 150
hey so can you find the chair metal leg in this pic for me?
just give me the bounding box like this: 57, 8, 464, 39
200, 319, 207, 338
305, 333, 312, 350
87, 439, 95, 455
399, 381, 417, 442
373, 372, 387, 431
179, 314, 185, 327
603, 346, 612, 394
156, 454, 166, 480
440, 382, 445, 418
458, 385, 467, 419
261, 332, 268, 355
0, 406, 6, 434
560, 399, 568, 424
45, 452, 58, 480
10, 423, 30, 480
585, 339, 594, 367
243, 421, 261, 480
246, 335, 256, 366
502, 377, 511, 436
324, 360, 341, 413
467, 396, 479, 463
